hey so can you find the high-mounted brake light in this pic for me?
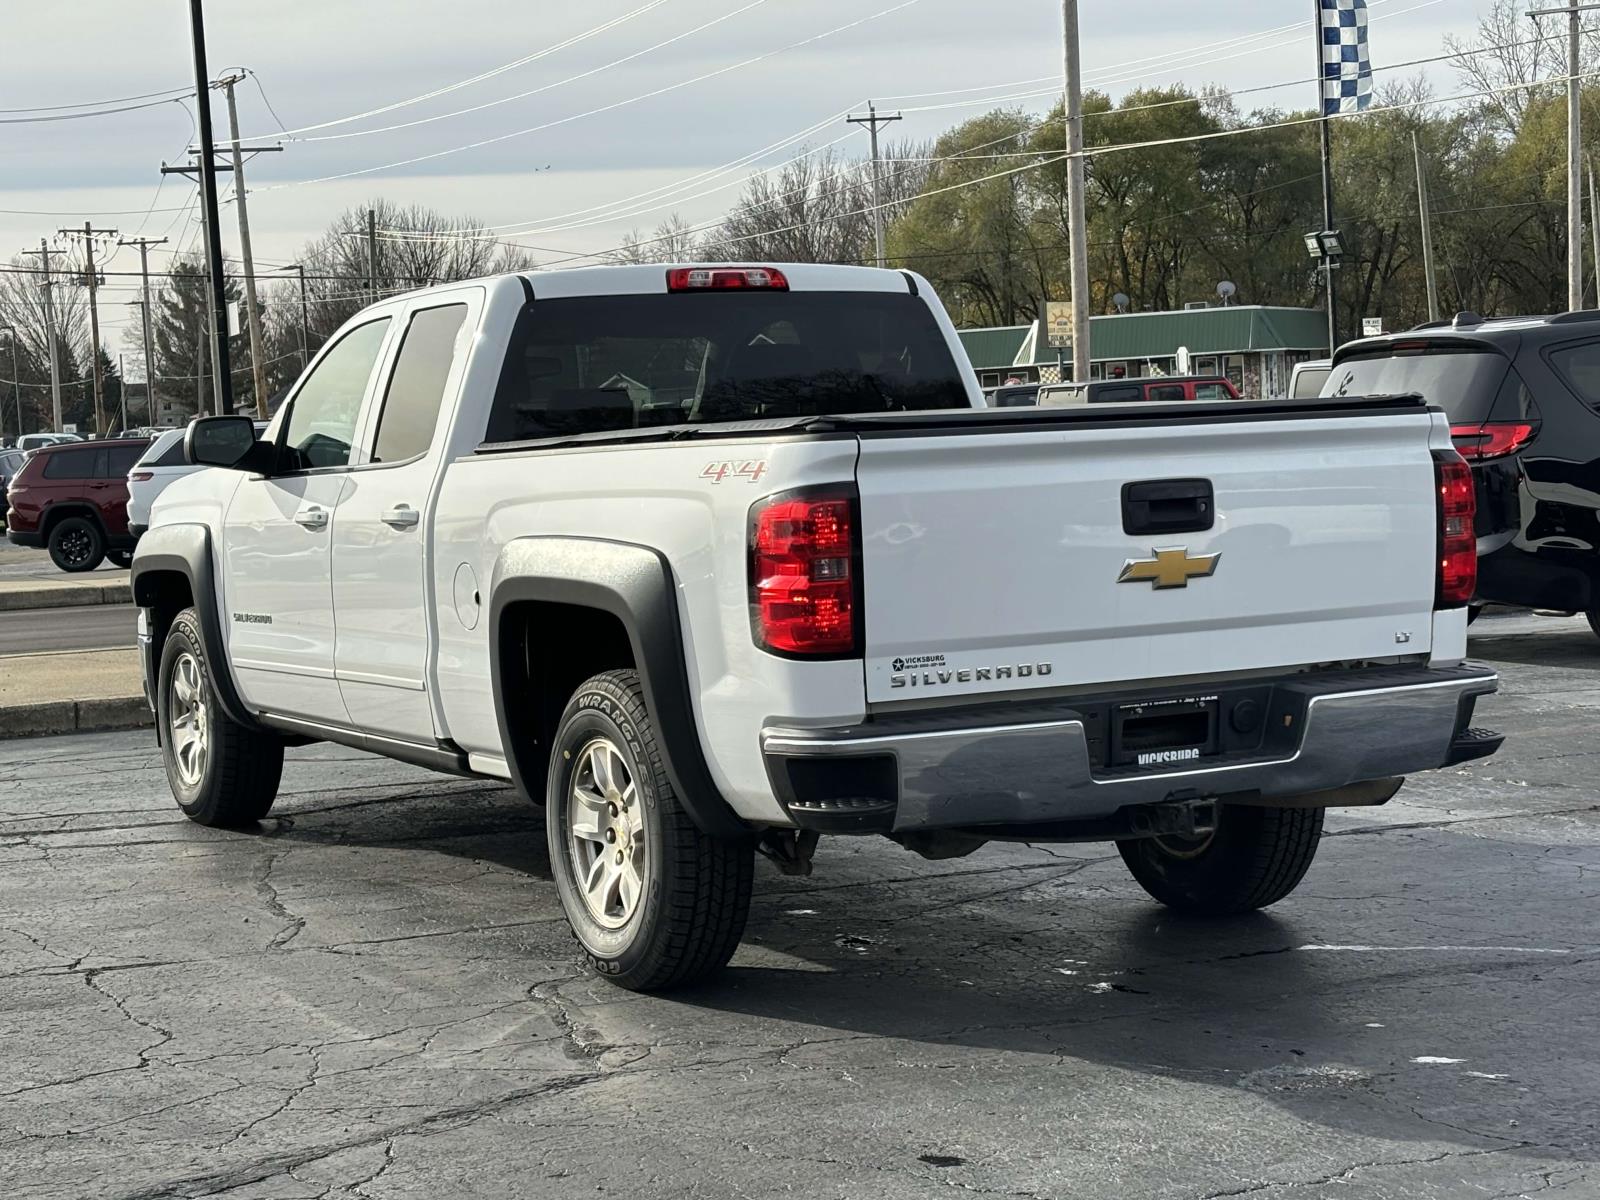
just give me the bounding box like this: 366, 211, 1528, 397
749, 486, 859, 657
1434, 449, 1477, 608
1449, 421, 1537, 461
667, 266, 789, 292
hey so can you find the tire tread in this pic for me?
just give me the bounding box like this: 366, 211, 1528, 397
556, 670, 752, 991
162, 607, 283, 827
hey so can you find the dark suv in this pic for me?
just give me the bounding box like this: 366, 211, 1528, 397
5, 438, 149, 571
1327, 312, 1600, 633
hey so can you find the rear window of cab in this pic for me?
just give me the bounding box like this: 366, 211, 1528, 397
484, 290, 968, 443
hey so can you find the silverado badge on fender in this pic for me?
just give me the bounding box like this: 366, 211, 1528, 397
1118, 548, 1221, 590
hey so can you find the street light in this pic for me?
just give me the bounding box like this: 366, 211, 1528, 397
1304, 230, 1347, 261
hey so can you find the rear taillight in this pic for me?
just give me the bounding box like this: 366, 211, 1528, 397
1434, 449, 1476, 608
129, 471, 153, 482
667, 266, 789, 292
1449, 421, 1536, 460
749, 486, 859, 657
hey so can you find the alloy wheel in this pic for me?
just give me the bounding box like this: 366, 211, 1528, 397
566, 736, 646, 929
168, 652, 209, 788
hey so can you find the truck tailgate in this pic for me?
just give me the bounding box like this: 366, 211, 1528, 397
855, 407, 1440, 705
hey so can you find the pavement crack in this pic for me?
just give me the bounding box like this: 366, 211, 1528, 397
1193, 1145, 1531, 1198
104, 1075, 600, 1200
1326, 805, 1600, 839
528, 977, 610, 1063
253, 849, 307, 950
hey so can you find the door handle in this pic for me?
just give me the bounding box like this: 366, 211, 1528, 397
294, 506, 329, 530
381, 504, 420, 529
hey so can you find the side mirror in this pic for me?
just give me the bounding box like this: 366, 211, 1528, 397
185, 415, 258, 469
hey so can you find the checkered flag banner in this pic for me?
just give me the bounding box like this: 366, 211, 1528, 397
1320, 0, 1373, 115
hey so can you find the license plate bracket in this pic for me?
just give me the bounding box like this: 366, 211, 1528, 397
1110, 694, 1220, 768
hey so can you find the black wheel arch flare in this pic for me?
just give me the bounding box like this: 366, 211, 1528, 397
130, 522, 264, 735
488, 536, 748, 839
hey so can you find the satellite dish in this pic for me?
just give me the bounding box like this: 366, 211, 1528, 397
1112, 292, 1131, 313
1217, 280, 1237, 304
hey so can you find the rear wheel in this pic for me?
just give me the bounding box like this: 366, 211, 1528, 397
48, 517, 104, 572
546, 670, 753, 991
158, 607, 284, 827
1117, 804, 1325, 915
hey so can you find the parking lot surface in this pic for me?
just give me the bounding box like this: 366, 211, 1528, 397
1, 615, 1596, 1199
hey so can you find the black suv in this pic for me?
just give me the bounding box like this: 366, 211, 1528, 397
1328, 312, 1600, 633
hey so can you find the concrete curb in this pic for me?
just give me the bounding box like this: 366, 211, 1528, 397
0, 580, 132, 612
0, 696, 152, 740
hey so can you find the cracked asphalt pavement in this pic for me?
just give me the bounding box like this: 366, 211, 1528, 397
1, 612, 1596, 1199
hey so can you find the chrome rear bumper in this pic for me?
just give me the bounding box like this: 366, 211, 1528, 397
761, 664, 1499, 833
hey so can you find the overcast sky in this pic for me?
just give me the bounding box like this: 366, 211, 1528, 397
4, 0, 1484, 347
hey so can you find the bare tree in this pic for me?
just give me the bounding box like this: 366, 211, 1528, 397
699, 143, 932, 264
0, 253, 90, 432
1446, 0, 1600, 137
607, 214, 702, 264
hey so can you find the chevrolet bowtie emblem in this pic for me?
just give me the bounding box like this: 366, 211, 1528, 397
1118, 547, 1221, 589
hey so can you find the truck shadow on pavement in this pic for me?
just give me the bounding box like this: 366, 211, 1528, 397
667, 834, 1597, 1167
1468, 627, 1600, 670
265, 779, 551, 880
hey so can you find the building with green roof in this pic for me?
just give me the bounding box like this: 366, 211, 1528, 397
957, 306, 1331, 398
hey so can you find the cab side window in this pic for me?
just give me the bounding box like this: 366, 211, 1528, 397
1148, 384, 1186, 404
371, 304, 468, 464
281, 319, 391, 471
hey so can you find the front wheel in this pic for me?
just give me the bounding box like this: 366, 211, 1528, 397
1117, 804, 1325, 915
546, 670, 753, 991
158, 607, 284, 827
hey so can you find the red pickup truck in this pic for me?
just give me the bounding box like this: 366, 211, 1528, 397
5, 439, 149, 571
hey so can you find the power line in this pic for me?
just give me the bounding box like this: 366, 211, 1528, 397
257, 0, 922, 191
294, 0, 768, 145
0, 95, 191, 125
533, 68, 1600, 267
236, 0, 671, 143
377, 20, 1547, 250
875, 0, 1446, 109
0, 85, 188, 115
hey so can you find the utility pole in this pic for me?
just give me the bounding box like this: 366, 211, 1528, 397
1529, 1, 1597, 310
21, 240, 62, 432
846, 101, 903, 269
1590, 159, 1600, 306
162, 139, 277, 408
216, 70, 269, 415
118, 235, 167, 422
0, 325, 19, 439
1061, 0, 1092, 383
1313, 0, 1340, 355
1568, 0, 1583, 312
283, 263, 310, 369
195, 319, 207, 416
186, 0, 235, 415
1412, 133, 1440, 323
56, 223, 117, 435
117, 353, 127, 431
367, 209, 379, 304
163, 158, 230, 405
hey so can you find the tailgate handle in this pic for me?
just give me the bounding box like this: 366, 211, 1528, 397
1122, 479, 1215, 536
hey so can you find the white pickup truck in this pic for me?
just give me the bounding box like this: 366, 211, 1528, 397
133, 263, 1502, 991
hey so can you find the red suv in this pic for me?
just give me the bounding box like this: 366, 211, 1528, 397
5, 439, 150, 572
